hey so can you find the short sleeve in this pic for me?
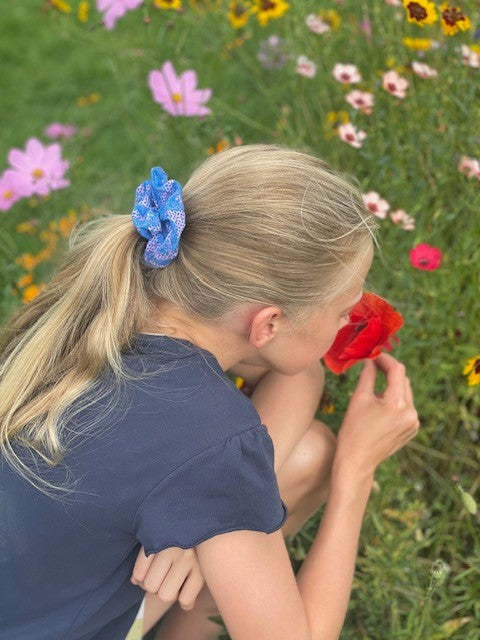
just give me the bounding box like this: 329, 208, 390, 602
132, 424, 289, 557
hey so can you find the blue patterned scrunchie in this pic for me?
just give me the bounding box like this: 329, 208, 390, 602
131, 166, 186, 269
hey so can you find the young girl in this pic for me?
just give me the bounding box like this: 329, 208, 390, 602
0, 144, 419, 640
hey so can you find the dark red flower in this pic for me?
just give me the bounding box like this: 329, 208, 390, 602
322, 292, 404, 374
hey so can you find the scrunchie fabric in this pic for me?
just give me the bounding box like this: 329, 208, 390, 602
131, 166, 186, 269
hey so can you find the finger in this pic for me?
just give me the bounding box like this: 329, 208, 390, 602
382, 359, 406, 408
157, 562, 191, 603
131, 546, 155, 584
405, 376, 414, 408
178, 569, 206, 611
142, 553, 176, 593
354, 358, 377, 395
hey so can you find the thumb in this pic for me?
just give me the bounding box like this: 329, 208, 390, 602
354, 358, 376, 395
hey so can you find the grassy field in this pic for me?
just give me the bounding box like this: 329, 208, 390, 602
1, 1, 479, 638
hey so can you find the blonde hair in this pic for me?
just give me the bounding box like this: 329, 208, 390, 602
0, 143, 380, 499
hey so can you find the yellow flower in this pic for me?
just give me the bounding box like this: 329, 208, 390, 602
402, 0, 438, 26
471, 44, 480, 55
228, 1, 257, 28
78, 1, 89, 21
440, 3, 471, 36
463, 355, 480, 386
50, 0, 72, 13
154, 0, 182, 9
386, 55, 396, 68
318, 8, 341, 30
253, 0, 290, 27
22, 284, 45, 304
403, 36, 433, 50
320, 402, 335, 414
76, 92, 101, 107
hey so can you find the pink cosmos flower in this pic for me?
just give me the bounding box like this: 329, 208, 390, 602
7, 138, 70, 198
148, 61, 212, 117
411, 61, 438, 79
0, 170, 30, 211
332, 63, 362, 84
410, 243, 442, 271
390, 209, 416, 230
362, 191, 390, 219
296, 55, 317, 78
96, 0, 143, 31
305, 14, 330, 34
382, 70, 409, 99
359, 19, 372, 39
460, 44, 480, 69
458, 155, 480, 179
44, 123, 78, 139
345, 90, 374, 115
338, 122, 367, 148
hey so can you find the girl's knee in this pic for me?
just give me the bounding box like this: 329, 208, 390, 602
294, 418, 337, 496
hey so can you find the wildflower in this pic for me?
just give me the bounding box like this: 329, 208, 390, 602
0, 170, 30, 211
463, 355, 480, 387
411, 60, 438, 78
50, 0, 72, 12
382, 69, 409, 98
458, 155, 480, 179
76, 92, 101, 106
96, 0, 144, 30
319, 9, 341, 30
430, 559, 450, 585
154, 0, 182, 8
403, 36, 434, 50
257, 35, 291, 69
363, 191, 390, 218
305, 13, 330, 34
409, 243, 442, 270
385, 0, 402, 5
44, 123, 78, 139
359, 19, 372, 39
390, 209, 416, 229
338, 123, 367, 148
296, 55, 317, 78
345, 90, 374, 115
148, 61, 212, 116
332, 63, 362, 84
7, 138, 70, 198
228, 1, 256, 28
78, 1, 89, 21
402, 0, 438, 26
440, 3, 470, 36
253, 0, 290, 27
460, 44, 480, 68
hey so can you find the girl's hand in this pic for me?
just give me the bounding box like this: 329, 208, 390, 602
130, 545, 205, 611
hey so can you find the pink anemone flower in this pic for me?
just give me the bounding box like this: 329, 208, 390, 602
7, 138, 70, 197
148, 61, 212, 117
345, 90, 374, 115
382, 70, 409, 98
362, 191, 390, 218
338, 122, 367, 148
332, 63, 362, 84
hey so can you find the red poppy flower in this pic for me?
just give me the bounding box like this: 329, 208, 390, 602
322, 292, 404, 374
410, 243, 442, 270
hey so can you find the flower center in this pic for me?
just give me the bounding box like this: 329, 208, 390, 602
474, 359, 480, 374
346, 133, 355, 141
387, 82, 397, 91
406, 2, 428, 21
32, 168, 44, 179
368, 203, 378, 212
340, 72, 351, 81
171, 92, 182, 102
3, 189, 13, 199
442, 7, 465, 27
260, 0, 276, 10
419, 258, 430, 264
234, 4, 248, 16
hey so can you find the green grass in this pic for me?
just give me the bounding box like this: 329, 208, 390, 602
1, 1, 480, 638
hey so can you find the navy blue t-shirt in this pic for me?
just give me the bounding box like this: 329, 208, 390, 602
0, 333, 288, 639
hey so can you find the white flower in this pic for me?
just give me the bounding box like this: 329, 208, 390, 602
305, 13, 330, 34
411, 60, 438, 78
338, 122, 367, 148
362, 191, 390, 218
332, 63, 362, 84
296, 55, 317, 78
